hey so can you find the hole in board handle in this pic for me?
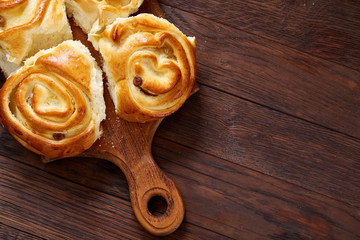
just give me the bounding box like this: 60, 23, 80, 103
147, 195, 168, 217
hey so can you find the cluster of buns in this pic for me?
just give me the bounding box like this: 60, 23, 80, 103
0, 0, 196, 159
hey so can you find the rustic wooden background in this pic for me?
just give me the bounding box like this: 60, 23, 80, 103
1, 0, 360, 239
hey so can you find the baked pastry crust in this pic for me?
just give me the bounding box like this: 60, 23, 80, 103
0, 40, 105, 160
90, 13, 196, 122
0, 0, 72, 76
66, 0, 144, 33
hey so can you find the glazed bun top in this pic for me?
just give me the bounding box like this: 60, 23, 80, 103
90, 13, 196, 122
66, 0, 144, 33
0, 0, 72, 76
0, 40, 105, 160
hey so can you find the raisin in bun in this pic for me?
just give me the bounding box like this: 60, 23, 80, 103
89, 13, 196, 122
66, 0, 144, 33
0, 40, 105, 161
0, 0, 72, 76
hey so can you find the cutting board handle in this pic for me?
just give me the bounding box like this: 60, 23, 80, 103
106, 149, 185, 236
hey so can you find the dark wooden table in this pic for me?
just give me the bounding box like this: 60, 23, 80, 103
1, 0, 360, 239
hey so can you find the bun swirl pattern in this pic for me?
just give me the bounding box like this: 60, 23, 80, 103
0, 0, 72, 76
0, 41, 105, 160
90, 13, 196, 122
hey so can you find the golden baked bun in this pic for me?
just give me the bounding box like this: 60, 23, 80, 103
0, 0, 72, 76
89, 13, 196, 122
66, 0, 144, 33
0, 40, 105, 161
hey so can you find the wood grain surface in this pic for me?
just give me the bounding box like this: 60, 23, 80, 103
1, 0, 360, 239
160, 0, 360, 71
